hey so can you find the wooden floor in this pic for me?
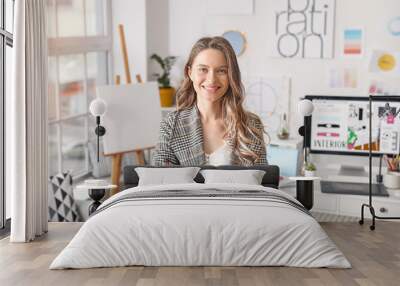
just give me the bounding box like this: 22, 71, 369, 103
0, 221, 399, 286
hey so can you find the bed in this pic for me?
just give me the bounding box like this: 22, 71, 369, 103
50, 165, 351, 269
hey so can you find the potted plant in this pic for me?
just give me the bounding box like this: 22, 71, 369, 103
304, 162, 316, 177
277, 127, 289, 140
150, 53, 177, 107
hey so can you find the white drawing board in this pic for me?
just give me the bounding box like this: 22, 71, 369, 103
96, 82, 162, 155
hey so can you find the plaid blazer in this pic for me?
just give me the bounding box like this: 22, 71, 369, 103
152, 105, 268, 166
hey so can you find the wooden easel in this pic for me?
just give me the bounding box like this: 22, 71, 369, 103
106, 24, 152, 195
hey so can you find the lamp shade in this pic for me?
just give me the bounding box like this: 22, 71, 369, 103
298, 99, 314, 116
89, 98, 107, 116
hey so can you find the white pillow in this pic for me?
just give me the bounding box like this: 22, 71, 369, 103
200, 169, 266, 185
136, 167, 201, 186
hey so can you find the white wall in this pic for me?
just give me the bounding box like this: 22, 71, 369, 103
169, 0, 400, 134
112, 0, 147, 83
146, 0, 170, 81
112, 0, 170, 84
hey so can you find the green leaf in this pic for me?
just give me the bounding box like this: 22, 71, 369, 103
150, 53, 165, 70
150, 53, 176, 88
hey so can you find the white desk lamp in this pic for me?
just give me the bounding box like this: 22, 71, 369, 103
298, 99, 314, 165
89, 98, 107, 162
298, 99, 314, 117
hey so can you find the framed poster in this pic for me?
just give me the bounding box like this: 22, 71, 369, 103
270, 0, 336, 59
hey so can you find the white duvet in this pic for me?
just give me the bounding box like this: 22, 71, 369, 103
50, 183, 351, 269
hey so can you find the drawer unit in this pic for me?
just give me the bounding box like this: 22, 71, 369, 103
314, 193, 339, 213
367, 199, 400, 218
339, 196, 400, 218
339, 196, 369, 217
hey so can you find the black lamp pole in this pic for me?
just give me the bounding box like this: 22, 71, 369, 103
94, 116, 106, 162
298, 115, 311, 165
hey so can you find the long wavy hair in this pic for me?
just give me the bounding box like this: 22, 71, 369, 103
176, 36, 267, 164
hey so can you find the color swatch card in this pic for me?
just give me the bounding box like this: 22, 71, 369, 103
342, 28, 363, 57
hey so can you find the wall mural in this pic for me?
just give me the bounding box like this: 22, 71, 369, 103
270, 0, 336, 59
243, 76, 291, 134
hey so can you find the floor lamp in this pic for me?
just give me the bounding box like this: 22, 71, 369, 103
89, 98, 107, 162
84, 98, 113, 215
291, 99, 317, 211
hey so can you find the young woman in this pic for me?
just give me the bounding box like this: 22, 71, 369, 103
153, 36, 268, 166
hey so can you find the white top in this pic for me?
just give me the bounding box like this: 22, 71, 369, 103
76, 184, 117, 190
288, 176, 321, 181
205, 142, 232, 166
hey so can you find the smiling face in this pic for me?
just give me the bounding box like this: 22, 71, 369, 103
188, 48, 230, 104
